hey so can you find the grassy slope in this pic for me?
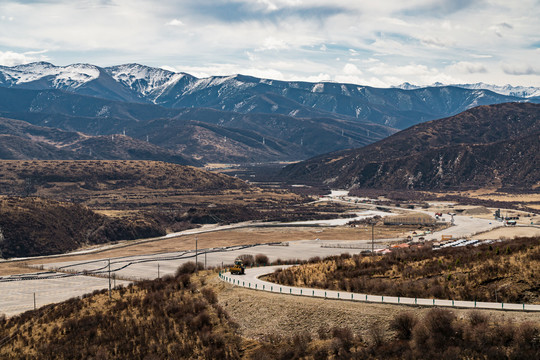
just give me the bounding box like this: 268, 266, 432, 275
267, 236, 540, 304
0, 270, 242, 359
1, 268, 538, 359
0, 196, 164, 258
0, 160, 253, 258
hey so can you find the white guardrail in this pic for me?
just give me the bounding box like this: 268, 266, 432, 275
218, 266, 540, 312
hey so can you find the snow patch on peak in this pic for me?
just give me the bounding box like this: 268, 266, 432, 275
183, 75, 255, 95
312, 83, 324, 93
106, 63, 177, 96
395, 81, 540, 98
453, 82, 540, 98
1, 62, 99, 88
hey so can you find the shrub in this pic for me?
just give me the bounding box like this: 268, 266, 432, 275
390, 312, 417, 340
175, 262, 199, 277
255, 254, 269, 266
468, 310, 488, 327
238, 254, 255, 267
368, 323, 386, 347
201, 288, 218, 305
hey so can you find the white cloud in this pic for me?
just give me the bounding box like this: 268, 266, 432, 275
502, 63, 540, 76
470, 54, 493, 59
165, 19, 183, 26
343, 63, 362, 75
0, 0, 539, 86
0, 50, 49, 66
159, 65, 177, 72
447, 61, 488, 74
257, 37, 290, 51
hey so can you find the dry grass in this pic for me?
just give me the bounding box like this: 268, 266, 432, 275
214, 275, 540, 340
0, 270, 242, 359
473, 227, 540, 240
2, 266, 539, 359
267, 237, 540, 304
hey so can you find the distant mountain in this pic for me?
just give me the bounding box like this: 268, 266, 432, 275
0, 87, 394, 163
280, 102, 540, 191
0, 117, 199, 165
1, 62, 534, 130
395, 82, 540, 99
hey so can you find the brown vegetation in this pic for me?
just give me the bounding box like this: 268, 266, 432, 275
267, 236, 540, 304
0, 267, 242, 359
282, 102, 540, 192
243, 308, 539, 359
0, 196, 165, 258
1, 267, 538, 359
0, 160, 364, 258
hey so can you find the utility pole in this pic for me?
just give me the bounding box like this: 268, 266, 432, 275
195, 236, 198, 272
158, 263, 160, 279
33, 292, 36, 311
371, 223, 375, 254
205, 251, 207, 269
108, 259, 111, 299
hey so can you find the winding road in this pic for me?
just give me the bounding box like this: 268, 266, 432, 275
220, 265, 540, 312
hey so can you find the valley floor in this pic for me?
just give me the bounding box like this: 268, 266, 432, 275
1, 193, 538, 318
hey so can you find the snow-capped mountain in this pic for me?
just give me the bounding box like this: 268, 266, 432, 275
0, 62, 100, 89
395, 82, 540, 98
453, 83, 540, 98
0, 62, 537, 129
104, 64, 189, 101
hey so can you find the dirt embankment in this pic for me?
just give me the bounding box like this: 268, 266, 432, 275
212, 275, 540, 341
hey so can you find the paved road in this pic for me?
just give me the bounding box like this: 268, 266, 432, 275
0, 272, 130, 317
39, 240, 385, 281
0, 192, 510, 317
323, 192, 503, 240
0, 240, 386, 317
220, 266, 540, 312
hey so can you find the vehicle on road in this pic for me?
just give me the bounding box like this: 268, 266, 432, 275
230, 259, 246, 275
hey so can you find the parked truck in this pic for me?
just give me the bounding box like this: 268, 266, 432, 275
230, 259, 245, 275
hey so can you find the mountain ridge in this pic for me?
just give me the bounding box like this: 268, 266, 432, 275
0, 86, 395, 163
1, 62, 534, 130
280, 102, 540, 191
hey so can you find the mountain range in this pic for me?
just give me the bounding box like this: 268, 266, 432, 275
395, 82, 540, 99
0, 62, 539, 164
280, 102, 540, 191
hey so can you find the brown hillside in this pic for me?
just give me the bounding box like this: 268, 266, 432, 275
267, 236, 540, 304
281, 102, 540, 191
0, 117, 198, 165
1, 268, 538, 359
0, 160, 248, 197
0, 196, 164, 258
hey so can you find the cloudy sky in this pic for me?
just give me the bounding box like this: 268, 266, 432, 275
1, 0, 539, 86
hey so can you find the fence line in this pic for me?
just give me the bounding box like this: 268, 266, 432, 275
218, 269, 540, 312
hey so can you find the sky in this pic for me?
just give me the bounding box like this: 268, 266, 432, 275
1, 0, 539, 87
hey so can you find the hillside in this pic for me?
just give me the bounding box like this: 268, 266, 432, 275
0, 160, 248, 197
267, 236, 540, 304
0, 87, 393, 163
0, 196, 164, 258
0, 117, 198, 165
280, 102, 540, 190
0, 269, 244, 358
1, 267, 538, 359
0, 161, 255, 258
